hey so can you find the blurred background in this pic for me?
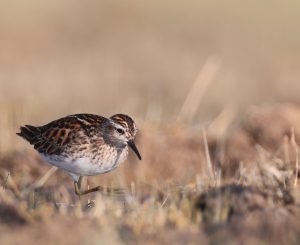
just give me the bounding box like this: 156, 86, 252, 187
1, 0, 300, 153
2, 1, 300, 244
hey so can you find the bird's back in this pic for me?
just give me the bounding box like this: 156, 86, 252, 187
17, 114, 107, 156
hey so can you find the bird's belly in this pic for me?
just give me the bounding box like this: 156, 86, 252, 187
40, 151, 127, 176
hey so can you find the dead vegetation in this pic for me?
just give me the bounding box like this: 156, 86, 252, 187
1, 104, 300, 244
1, 1, 300, 244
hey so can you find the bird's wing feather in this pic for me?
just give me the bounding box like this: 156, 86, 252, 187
17, 114, 107, 155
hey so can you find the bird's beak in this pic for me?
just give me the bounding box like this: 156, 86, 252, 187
128, 140, 142, 160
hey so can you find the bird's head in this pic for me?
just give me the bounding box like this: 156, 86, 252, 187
104, 114, 141, 160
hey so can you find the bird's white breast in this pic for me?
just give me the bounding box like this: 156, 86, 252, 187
40, 147, 128, 178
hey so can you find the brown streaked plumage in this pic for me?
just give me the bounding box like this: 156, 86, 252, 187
17, 114, 141, 195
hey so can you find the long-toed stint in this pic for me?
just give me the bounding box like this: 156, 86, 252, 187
17, 114, 142, 195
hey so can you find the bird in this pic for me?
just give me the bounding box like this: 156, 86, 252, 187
16, 113, 142, 195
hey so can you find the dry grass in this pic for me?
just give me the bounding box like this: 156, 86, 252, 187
1, 1, 300, 244
2, 104, 300, 244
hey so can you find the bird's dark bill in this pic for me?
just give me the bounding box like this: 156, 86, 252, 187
128, 140, 142, 160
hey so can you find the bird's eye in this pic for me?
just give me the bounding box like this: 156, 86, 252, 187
117, 128, 125, 134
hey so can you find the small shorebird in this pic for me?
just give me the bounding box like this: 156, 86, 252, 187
17, 114, 142, 195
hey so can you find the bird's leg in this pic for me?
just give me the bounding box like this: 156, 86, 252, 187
77, 176, 83, 190
74, 178, 126, 196
74, 182, 104, 196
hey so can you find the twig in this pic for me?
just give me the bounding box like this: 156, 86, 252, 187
33, 166, 58, 189
290, 128, 299, 187
3, 171, 10, 188
160, 193, 169, 208
177, 56, 221, 123
202, 128, 215, 183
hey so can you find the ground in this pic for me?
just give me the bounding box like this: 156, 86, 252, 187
1, 1, 300, 243
1, 103, 300, 245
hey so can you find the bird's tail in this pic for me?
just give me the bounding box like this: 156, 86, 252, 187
16, 125, 41, 145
